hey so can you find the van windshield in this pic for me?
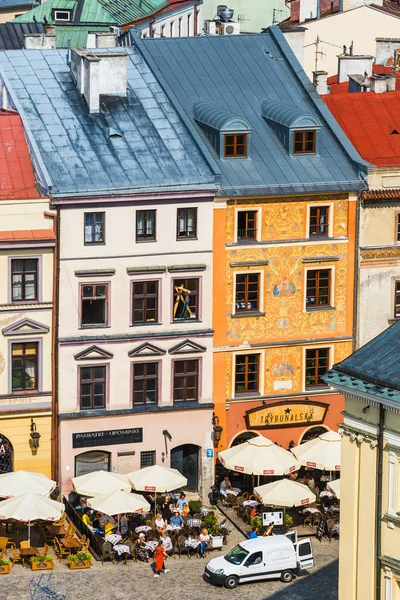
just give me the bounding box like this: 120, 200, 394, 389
224, 545, 250, 565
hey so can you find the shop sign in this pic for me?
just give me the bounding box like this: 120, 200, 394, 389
245, 401, 328, 430
72, 428, 143, 448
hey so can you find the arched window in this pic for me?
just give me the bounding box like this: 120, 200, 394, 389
300, 426, 329, 444
0, 434, 13, 474
74, 450, 110, 478
230, 431, 258, 447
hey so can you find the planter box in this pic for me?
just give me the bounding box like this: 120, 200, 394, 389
209, 535, 224, 549
0, 565, 10, 574
31, 561, 53, 571
69, 560, 91, 570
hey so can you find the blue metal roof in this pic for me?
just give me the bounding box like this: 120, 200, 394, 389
0, 47, 215, 196
261, 98, 320, 129
194, 102, 252, 132
0, 0, 35, 8
136, 28, 369, 197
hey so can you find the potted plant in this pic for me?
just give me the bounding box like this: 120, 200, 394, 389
0, 559, 10, 574
67, 551, 92, 569
30, 555, 54, 571
204, 512, 224, 548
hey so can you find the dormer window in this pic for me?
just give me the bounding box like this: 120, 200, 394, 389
53, 9, 71, 21
193, 102, 252, 160
261, 98, 320, 157
293, 130, 316, 154
224, 134, 247, 158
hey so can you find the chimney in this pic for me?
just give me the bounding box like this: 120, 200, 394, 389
375, 38, 400, 66
299, 0, 318, 22
337, 53, 373, 83
342, 0, 382, 10
24, 33, 56, 49
70, 49, 128, 113
87, 31, 118, 49
370, 74, 396, 94
281, 26, 307, 67
348, 73, 370, 93
313, 70, 328, 95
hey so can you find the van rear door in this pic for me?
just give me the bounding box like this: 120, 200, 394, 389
296, 538, 314, 570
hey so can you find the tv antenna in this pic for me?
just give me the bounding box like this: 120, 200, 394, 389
304, 35, 342, 72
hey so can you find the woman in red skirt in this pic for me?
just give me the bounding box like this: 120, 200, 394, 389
154, 540, 169, 578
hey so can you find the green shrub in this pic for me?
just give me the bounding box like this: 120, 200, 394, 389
249, 516, 262, 530
29, 555, 54, 563
67, 552, 92, 563
284, 514, 294, 528
189, 500, 201, 514
0, 559, 10, 566
203, 512, 220, 536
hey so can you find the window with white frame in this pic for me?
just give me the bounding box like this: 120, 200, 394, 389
387, 449, 400, 517
53, 9, 71, 21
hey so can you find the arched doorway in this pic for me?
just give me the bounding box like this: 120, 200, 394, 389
170, 444, 200, 492
230, 431, 258, 447
300, 426, 329, 444
74, 450, 111, 478
0, 434, 13, 474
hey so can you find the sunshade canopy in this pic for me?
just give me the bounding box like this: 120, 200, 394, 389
291, 430, 341, 471
87, 490, 150, 516
0, 470, 56, 498
327, 479, 340, 499
218, 435, 300, 476
72, 471, 131, 496
0, 493, 64, 523
254, 478, 316, 508
127, 465, 187, 493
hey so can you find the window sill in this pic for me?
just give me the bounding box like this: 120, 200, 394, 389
235, 239, 260, 245
130, 322, 162, 327
232, 311, 265, 319
305, 306, 336, 312
234, 392, 261, 399
171, 319, 201, 324
383, 512, 400, 525
176, 237, 198, 241
388, 318, 400, 325
84, 242, 106, 246
11, 300, 39, 305
11, 389, 39, 396
136, 239, 157, 243
79, 325, 111, 330
305, 385, 330, 392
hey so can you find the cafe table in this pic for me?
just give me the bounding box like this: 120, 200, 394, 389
20, 547, 39, 567
60, 538, 81, 550
47, 524, 66, 536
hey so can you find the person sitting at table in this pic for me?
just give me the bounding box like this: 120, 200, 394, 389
155, 513, 166, 533
136, 533, 150, 562
161, 500, 173, 523
161, 532, 173, 554
154, 540, 169, 578
219, 476, 232, 497
82, 508, 92, 527
177, 492, 189, 510
249, 527, 258, 539
170, 511, 184, 528
198, 528, 210, 558
75, 497, 87, 512
182, 502, 190, 518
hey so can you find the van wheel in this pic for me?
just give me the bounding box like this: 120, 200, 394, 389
280, 570, 293, 583
224, 575, 238, 589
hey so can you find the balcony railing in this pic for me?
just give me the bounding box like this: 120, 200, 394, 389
237, 228, 257, 241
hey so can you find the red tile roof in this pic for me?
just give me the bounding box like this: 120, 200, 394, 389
0, 110, 40, 200
0, 230, 55, 242
362, 189, 400, 200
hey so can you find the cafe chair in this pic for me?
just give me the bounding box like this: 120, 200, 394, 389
10, 548, 23, 568
178, 535, 191, 559
65, 523, 76, 539
0, 537, 9, 550
20, 541, 29, 549
101, 541, 115, 565
54, 513, 66, 527
53, 539, 69, 561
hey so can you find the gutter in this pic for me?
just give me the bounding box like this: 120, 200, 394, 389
352, 192, 361, 351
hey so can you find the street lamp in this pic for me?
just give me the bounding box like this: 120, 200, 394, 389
212, 413, 223, 446
29, 419, 41, 453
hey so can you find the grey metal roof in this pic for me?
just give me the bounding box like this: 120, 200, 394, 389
261, 98, 320, 129
136, 28, 369, 197
194, 102, 252, 132
0, 47, 215, 196
0, 0, 35, 8
324, 320, 400, 404
0, 22, 45, 50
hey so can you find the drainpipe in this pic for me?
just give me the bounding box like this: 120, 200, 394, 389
194, 0, 200, 36
352, 192, 361, 351
44, 208, 60, 484
375, 403, 384, 600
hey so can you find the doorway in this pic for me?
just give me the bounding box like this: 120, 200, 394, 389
0, 434, 13, 474
170, 444, 200, 492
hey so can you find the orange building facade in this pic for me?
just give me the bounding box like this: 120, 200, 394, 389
213, 191, 357, 455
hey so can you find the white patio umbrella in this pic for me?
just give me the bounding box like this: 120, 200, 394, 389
218, 435, 300, 477
128, 465, 187, 513
87, 490, 151, 529
0, 493, 64, 545
72, 471, 131, 497
0, 470, 56, 498
291, 430, 341, 472
327, 479, 340, 500
254, 478, 316, 508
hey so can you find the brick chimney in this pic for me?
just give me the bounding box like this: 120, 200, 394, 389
70, 49, 128, 113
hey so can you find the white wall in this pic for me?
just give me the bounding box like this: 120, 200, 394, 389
137, 3, 201, 38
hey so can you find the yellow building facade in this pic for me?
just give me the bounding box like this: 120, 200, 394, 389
326, 322, 400, 600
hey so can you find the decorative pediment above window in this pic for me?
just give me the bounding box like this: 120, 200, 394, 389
74, 345, 114, 361
261, 98, 321, 156
168, 339, 207, 355
128, 342, 166, 358
193, 101, 252, 159
2, 318, 49, 336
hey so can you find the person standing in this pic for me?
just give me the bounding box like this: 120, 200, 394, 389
154, 540, 169, 578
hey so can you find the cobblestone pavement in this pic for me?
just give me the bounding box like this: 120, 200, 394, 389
1, 527, 338, 600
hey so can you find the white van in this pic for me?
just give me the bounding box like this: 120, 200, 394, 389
204, 534, 314, 589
